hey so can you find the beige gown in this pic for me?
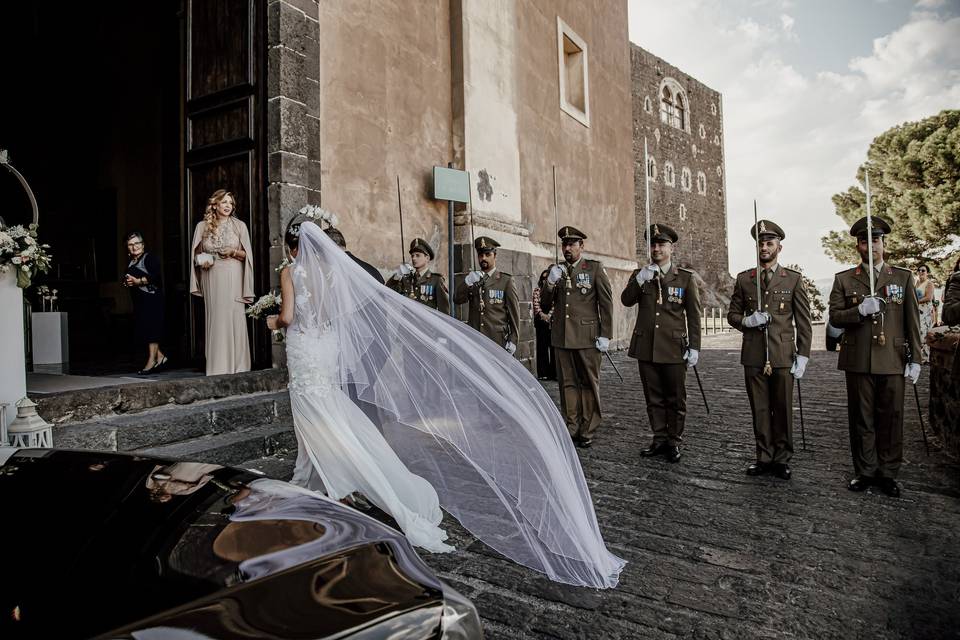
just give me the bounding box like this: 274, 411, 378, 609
190, 218, 255, 375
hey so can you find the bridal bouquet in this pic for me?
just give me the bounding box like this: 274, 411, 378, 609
247, 291, 284, 343
0, 223, 53, 289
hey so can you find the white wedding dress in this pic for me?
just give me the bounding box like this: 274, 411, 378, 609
281, 222, 625, 589
285, 291, 453, 553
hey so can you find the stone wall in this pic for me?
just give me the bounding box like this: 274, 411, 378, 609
630, 44, 732, 306
928, 327, 959, 458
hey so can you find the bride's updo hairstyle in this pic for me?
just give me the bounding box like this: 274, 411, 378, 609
284, 222, 302, 252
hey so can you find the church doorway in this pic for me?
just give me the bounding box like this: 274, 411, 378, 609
0, 0, 271, 378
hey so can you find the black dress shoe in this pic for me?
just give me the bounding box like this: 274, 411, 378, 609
773, 463, 792, 480
746, 462, 768, 476
577, 437, 593, 449
848, 476, 871, 492
666, 446, 681, 463
640, 443, 665, 457
878, 478, 901, 498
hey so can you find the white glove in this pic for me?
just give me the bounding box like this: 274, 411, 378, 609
595, 337, 610, 352
547, 265, 564, 285
858, 296, 882, 316
790, 354, 809, 379
464, 270, 484, 286
683, 348, 699, 368
904, 362, 921, 385
826, 323, 844, 338
392, 263, 413, 280
504, 341, 517, 355
635, 264, 660, 284
743, 311, 771, 328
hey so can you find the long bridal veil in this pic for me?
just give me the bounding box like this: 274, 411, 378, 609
291, 222, 625, 589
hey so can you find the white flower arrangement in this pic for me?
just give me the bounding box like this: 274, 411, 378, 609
275, 256, 292, 273
0, 223, 53, 289
298, 205, 339, 229
247, 291, 284, 342
35, 285, 59, 312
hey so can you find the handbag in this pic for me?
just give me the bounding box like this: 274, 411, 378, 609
195, 252, 215, 267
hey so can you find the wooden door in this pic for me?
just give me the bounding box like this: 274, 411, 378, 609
183, 0, 269, 367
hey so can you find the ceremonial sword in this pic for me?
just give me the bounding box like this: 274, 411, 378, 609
754, 200, 772, 376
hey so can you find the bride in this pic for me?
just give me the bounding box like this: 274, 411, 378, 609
268, 218, 625, 589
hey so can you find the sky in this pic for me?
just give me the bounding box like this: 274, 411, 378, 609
628, 0, 960, 284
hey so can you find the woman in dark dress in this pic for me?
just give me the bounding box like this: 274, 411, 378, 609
532, 269, 556, 380
123, 232, 167, 374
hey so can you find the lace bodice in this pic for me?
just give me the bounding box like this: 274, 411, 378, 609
201, 217, 243, 254
286, 262, 339, 397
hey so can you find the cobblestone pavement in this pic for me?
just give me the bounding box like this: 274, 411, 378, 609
419, 336, 960, 639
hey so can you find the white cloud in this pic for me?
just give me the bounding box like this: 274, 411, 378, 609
916, 0, 946, 8
628, 0, 960, 281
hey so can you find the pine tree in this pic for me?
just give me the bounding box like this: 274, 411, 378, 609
784, 263, 825, 321
822, 110, 960, 283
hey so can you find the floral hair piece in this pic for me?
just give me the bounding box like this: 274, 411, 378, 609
298, 205, 339, 229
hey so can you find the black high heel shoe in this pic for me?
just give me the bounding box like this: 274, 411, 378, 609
151, 356, 169, 372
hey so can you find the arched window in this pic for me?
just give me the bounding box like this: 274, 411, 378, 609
647, 156, 657, 181
643, 96, 653, 114
663, 161, 676, 187
696, 171, 707, 195
680, 167, 692, 192
698, 123, 706, 139
660, 86, 674, 126
713, 134, 720, 146
659, 78, 689, 132
679, 204, 687, 221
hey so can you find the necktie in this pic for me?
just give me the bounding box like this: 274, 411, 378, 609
762, 268, 771, 289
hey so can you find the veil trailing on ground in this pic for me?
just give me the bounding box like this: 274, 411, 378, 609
290, 222, 625, 589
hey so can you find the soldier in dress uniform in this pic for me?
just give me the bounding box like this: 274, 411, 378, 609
829, 216, 922, 498
540, 226, 613, 448
621, 223, 701, 463
387, 238, 449, 313
728, 220, 812, 480
453, 236, 521, 356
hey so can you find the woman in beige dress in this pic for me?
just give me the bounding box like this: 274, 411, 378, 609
190, 189, 255, 375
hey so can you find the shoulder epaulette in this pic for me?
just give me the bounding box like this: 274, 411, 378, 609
738, 268, 753, 277
891, 265, 912, 273
499, 271, 513, 278
678, 267, 694, 274
836, 266, 856, 276
782, 266, 802, 275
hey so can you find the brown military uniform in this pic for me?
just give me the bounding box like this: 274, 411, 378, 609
829, 262, 922, 479
388, 268, 450, 313
540, 256, 613, 440
622, 264, 701, 447
453, 269, 521, 348
728, 264, 812, 464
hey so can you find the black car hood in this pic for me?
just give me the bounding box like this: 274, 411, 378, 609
0, 449, 445, 639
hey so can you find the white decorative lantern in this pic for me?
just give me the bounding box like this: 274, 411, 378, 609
7, 397, 52, 448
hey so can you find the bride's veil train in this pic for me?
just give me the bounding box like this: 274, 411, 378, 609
291, 221, 625, 589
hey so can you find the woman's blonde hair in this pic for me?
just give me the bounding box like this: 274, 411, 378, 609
203, 189, 236, 237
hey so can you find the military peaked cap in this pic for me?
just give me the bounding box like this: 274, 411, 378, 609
474, 236, 500, 252
849, 216, 892, 239
646, 222, 678, 243
409, 238, 435, 260
558, 226, 587, 241
750, 219, 785, 241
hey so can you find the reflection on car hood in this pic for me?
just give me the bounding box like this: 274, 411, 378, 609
0, 449, 445, 639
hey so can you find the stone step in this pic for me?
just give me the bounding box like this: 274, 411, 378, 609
36, 368, 289, 425
237, 453, 297, 480
54, 391, 290, 452
136, 422, 298, 467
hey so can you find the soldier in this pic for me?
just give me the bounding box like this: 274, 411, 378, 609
621, 223, 701, 463
829, 216, 921, 497
387, 238, 449, 313
540, 226, 613, 448
728, 220, 812, 480
453, 236, 521, 356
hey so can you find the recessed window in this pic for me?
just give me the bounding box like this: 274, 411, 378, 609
647, 156, 658, 181
643, 96, 653, 114
664, 161, 676, 187
659, 78, 688, 132
716, 165, 722, 177
696, 171, 707, 195
713, 134, 720, 146
698, 123, 706, 139
680, 167, 692, 192
711, 102, 717, 116
679, 204, 687, 220
557, 18, 589, 127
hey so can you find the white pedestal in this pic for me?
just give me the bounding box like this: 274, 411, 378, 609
32, 311, 69, 367
0, 269, 26, 435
